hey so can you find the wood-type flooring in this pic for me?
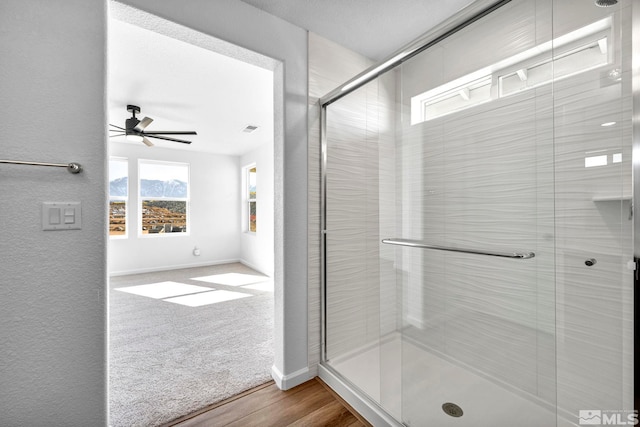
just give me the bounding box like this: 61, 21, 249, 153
165, 378, 371, 427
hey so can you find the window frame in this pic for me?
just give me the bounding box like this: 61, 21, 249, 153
108, 157, 129, 239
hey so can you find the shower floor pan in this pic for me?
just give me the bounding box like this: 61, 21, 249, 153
328, 334, 576, 427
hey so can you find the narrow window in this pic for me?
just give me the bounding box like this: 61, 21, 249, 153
139, 160, 189, 236
245, 165, 257, 233
109, 158, 128, 238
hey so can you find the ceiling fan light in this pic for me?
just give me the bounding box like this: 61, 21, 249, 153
126, 134, 143, 143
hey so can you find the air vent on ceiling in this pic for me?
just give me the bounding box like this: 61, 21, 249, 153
242, 125, 259, 133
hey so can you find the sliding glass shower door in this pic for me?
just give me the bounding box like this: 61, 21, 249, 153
322, 0, 633, 426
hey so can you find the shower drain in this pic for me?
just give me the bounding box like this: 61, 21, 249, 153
442, 402, 464, 417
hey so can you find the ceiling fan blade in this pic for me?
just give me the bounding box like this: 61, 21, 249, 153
142, 136, 154, 147
109, 124, 126, 131
110, 133, 126, 138
146, 134, 193, 144
143, 131, 197, 135
134, 117, 153, 132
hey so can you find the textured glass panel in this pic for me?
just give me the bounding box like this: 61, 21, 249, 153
552, 0, 633, 418
323, 1, 633, 426
397, 1, 557, 424
324, 74, 392, 409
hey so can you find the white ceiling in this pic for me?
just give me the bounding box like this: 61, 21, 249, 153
237, 0, 474, 61
109, 0, 474, 155
108, 19, 274, 156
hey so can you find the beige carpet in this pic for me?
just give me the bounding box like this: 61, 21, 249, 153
108, 263, 273, 427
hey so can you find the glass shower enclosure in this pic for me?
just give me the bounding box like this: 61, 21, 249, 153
320, 0, 635, 426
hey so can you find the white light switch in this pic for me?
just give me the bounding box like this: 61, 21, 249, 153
49, 208, 61, 225
64, 208, 75, 224
42, 202, 82, 231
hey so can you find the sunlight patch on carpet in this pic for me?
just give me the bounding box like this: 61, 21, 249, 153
164, 290, 252, 307
191, 272, 268, 286
114, 281, 213, 299
242, 281, 274, 292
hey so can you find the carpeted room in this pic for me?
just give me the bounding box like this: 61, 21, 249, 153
109, 263, 274, 426
107, 5, 276, 425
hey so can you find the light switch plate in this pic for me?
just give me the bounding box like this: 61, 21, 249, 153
42, 202, 82, 231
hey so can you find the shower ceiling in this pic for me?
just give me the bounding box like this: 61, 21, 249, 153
238, 0, 474, 61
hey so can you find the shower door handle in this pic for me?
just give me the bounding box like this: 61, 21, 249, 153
381, 238, 535, 259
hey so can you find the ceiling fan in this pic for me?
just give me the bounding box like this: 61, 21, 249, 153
109, 105, 197, 146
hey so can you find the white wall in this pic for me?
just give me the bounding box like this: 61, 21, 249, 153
0, 1, 107, 425
240, 143, 275, 276
109, 143, 241, 275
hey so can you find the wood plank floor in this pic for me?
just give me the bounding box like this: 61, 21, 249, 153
164, 378, 372, 427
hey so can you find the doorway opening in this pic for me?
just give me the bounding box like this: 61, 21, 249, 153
107, 3, 281, 426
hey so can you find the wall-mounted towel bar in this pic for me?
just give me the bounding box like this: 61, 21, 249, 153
381, 238, 535, 259
0, 160, 82, 174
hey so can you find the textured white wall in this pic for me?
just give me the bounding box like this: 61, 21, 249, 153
240, 143, 275, 276
0, 1, 108, 425
108, 143, 241, 275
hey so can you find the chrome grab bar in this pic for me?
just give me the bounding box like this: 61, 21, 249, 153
0, 159, 82, 174
381, 238, 535, 259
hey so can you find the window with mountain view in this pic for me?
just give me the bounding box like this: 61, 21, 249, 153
139, 160, 189, 236
109, 158, 128, 237
245, 165, 256, 233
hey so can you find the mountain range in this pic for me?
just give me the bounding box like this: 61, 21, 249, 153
110, 177, 188, 198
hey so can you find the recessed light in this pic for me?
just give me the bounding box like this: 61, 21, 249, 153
601, 121, 616, 127
242, 125, 259, 133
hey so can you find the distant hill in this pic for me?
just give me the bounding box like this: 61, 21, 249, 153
140, 179, 187, 198
110, 177, 128, 197
109, 177, 188, 198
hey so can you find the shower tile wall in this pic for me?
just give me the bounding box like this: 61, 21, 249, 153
398, 84, 556, 403
395, 0, 633, 419
308, 33, 373, 372
325, 72, 397, 362
552, 1, 634, 414
396, 0, 555, 409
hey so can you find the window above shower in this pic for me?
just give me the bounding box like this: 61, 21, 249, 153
410, 17, 613, 125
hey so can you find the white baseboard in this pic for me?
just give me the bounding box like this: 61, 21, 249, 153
239, 259, 273, 277
271, 365, 311, 390
108, 258, 241, 277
